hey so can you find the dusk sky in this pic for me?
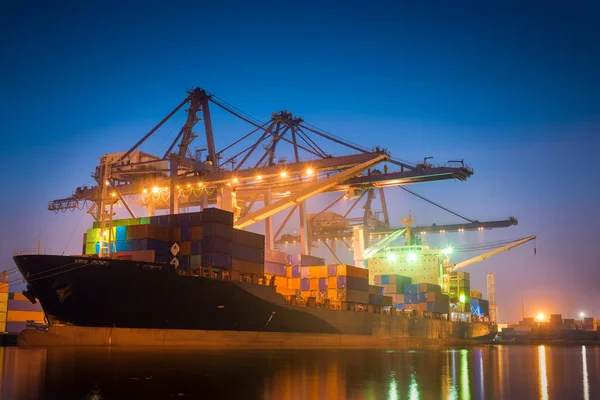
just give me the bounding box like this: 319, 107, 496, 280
1, 2, 598, 322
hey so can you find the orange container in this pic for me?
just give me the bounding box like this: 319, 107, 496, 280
328, 276, 337, 289
7, 310, 45, 323
191, 226, 203, 241
288, 278, 301, 290
180, 241, 191, 256
232, 259, 263, 275
309, 278, 319, 291
170, 227, 181, 242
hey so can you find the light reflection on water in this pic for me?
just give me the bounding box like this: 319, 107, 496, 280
0, 345, 597, 399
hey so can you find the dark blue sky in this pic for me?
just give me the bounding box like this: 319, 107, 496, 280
1, 1, 598, 322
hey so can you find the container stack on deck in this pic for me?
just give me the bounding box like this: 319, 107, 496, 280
83, 209, 264, 277
373, 274, 450, 314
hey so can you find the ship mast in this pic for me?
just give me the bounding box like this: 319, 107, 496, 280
401, 214, 416, 246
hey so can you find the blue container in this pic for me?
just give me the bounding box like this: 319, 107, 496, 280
181, 227, 191, 241
202, 237, 233, 254
191, 240, 202, 255
155, 254, 170, 263
201, 252, 232, 269
5, 322, 28, 334
8, 299, 43, 312
264, 262, 286, 276
418, 292, 427, 303
115, 240, 127, 253
318, 277, 327, 290
115, 226, 127, 241
327, 264, 337, 276
179, 255, 191, 269
411, 294, 419, 303
395, 303, 405, 309
150, 216, 160, 225
337, 275, 347, 288
291, 265, 301, 278
300, 278, 310, 291
381, 275, 390, 284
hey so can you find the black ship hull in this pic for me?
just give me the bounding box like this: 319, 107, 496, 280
14, 255, 493, 339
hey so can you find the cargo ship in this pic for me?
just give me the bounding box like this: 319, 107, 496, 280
13, 208, 494, 341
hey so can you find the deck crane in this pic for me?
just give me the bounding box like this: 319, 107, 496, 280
448, 235, 536, 272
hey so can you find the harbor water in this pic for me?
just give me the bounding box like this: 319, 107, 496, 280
0, 345, 598, 399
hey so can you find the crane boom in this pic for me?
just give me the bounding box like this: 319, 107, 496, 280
451, 235, 536, 271
363, 228, 406, 260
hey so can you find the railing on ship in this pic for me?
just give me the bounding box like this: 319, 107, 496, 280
13, 248, 52, 256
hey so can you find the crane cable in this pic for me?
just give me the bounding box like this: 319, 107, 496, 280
398, 186, 475, 223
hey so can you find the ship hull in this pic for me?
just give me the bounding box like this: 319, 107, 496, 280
13, 255, 493, 339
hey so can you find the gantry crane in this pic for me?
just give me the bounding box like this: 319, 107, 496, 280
48, 87, 475, 256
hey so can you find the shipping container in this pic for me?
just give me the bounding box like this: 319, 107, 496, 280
326, 288, 369, 304
126, 225, 169, 241
232, 229, 265, 248
231, 243, 263, 263
287, 254, 325, 267
369, 294, 383, 305
202, 223, 234, 240
7, 310, 45, 323
232, 259, 263, 275
181, 227, 192, 242
382, 296, 393, 306
336, 275, 368, 292
327, 264, 338, 277
0, 293, 8, 302
287, 278, 301, 290
190, 255, 202, 270
403, 284, 420, 295
310, 278, 319, 291
202, 208, 234, 225
336, 264, 368, 280
327, 276, 337, 289
109, 250, 155, 263
5, 322, 28, 334
418, 283, 441, 294
369, 285, 384, 295
318, 277, 328, 291
191, 226, 203, 241
300, 278, 310, 291
202, 237, 233, 254
286, 265, 300, 278
170, 227, 182, 242
265, 250, 288, 265
470, 290, 482, 299
201, 252, 232, 269
264, 262, 286, 276
191, 240, 202, 255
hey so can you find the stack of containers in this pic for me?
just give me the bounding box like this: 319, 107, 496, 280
232, 229, 265, 276
368, 285, 392, 306
264, 250, 288, 276
388, 282, 449, 314
326, 264, 369, 304
583, 317, 597, 331
286, 263, 301, 291
6, 293, 45, 333
470, 290, 483, 299
199, 208, 233, 271
450, 271, 471, 312
0, 274, 7, 333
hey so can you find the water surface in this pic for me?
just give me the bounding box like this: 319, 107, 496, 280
0, 345, 598, 399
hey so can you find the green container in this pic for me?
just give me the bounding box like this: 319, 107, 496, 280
86, 228, 100, 243
127, 218, 141, 226
139, 217, 151, 225
85, 242, 97, 255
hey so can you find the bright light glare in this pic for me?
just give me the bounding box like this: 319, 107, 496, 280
459, 294, 465, 303
256, 175, 263, 180
387, 254, 396, 262
111, 192, 116, 197
443, 247, 453, 255
232, 178, 238, 183
306, 168, 314, 175
579, 312, 585, 318
408, 252, 417, 262
536, 313, 546, 322
152, 187, 160, 194
280, 171, 288, 178
198, 182, 203, 187
142, 189, 148, 194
